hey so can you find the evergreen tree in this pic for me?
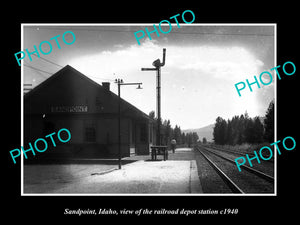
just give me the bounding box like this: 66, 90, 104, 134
181, 132, 186, 144
229, 115, 237, 145
237, 114, 246, 144
163, 119, 172, 145
213, 117, 227, 145
186, 133, 192, 147
253, 116, 264, 143
226, 119, 233, 145
173, 125, 182, 144
192, 132, 199, 144
149, 111, 155, 119
264, 100, 274, 142
244, 117, 255, 143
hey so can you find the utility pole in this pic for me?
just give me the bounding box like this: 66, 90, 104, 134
141, 48, 166, 145
115, 79, 142, 169
117, 79, 121, 169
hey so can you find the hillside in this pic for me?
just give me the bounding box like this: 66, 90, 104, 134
183, 124, 214, 142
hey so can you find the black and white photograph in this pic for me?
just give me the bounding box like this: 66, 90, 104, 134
4, 4, 298, 221
21, 24, 276, 195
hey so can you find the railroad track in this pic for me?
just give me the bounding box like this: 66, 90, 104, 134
195, 145, 275, 194
208, 145, 274, 163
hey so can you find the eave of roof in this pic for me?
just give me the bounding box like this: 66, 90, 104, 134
24, 65, 150, 120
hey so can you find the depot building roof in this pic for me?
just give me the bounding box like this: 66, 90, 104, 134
24, 65, 149, 120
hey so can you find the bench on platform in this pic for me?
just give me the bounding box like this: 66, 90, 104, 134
150, 146, 168, 161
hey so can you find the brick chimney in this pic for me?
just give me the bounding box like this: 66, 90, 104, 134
102, 82, 110, 91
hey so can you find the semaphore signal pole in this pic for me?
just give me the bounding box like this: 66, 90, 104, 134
141, 48, 166, 145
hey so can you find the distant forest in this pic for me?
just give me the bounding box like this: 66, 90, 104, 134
213, 100, 274, 145
149, 111, 199, 146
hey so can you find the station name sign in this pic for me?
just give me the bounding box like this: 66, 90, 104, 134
51, 106, 88, 113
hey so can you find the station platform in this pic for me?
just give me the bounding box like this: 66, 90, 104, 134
24, 148, 203, 194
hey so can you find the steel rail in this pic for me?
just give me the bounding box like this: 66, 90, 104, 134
209, 145, 274, 163
201, 146, 274, 183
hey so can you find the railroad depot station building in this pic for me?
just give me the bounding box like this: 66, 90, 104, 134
24, 65, 157, 162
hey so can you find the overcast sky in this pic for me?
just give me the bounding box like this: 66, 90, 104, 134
23, 24, 275, 129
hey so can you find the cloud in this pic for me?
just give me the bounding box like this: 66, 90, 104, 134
70, 41, 264, 82
68, 41, 272, 129
166, 46, 264, 81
